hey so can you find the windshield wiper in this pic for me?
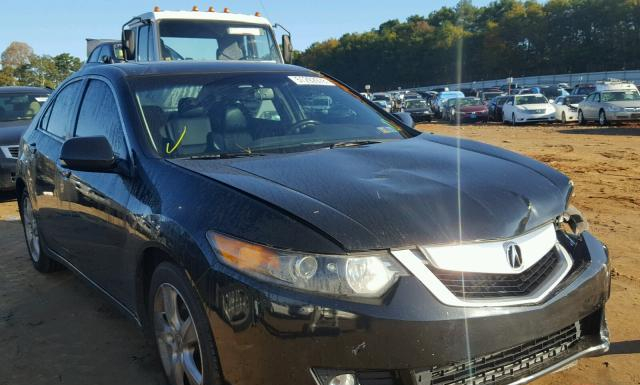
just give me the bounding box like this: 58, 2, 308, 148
329, 140, 382, 149
186, 152, 266, 160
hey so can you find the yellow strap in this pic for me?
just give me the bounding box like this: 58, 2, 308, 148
166, 126, 187, 154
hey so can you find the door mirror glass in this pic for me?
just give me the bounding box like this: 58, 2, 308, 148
60, 136, 116, 172
281, 34, 293, 64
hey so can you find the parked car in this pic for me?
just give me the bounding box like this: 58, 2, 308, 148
478, 89, 504, 104
432, 90, 465, 118
446, 97, 489, 123
502, 94, 556, 125
571, 84, 596, 96
402, 98, 432, 122
373, 99, 391, 112
540, 86, 570, 102
85, 40, 124, 65
16, 61, 610, 385
0, 86, 50, 191
578, 88, 640, 125
488, 95, 509, 121
553, 95, 586, 124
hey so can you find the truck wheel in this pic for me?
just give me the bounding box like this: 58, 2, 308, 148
599, 110, 608, 126
19, 190, 61, 273
149, 262, 223, 385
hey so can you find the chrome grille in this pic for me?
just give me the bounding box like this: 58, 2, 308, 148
1, 145, 19, 159
415, 322, 582, 385
426, 248, 559, 299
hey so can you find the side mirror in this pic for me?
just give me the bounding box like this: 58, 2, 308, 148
60, 136, 116, 172
122, 29, 135, 61
282, 34, 293, 64
393, 112, 415, 128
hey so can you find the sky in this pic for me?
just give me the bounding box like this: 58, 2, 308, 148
0, 0, 493, 60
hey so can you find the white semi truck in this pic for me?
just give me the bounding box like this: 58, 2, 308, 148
87, 6, 292, 64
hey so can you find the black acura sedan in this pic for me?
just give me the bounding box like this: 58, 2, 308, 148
16, 62, 610, 385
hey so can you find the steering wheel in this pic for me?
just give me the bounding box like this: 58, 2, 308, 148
291, 119, 321, 133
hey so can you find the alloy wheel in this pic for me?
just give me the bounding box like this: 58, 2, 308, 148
22, 196, 41, 263
153, 283, 204, 385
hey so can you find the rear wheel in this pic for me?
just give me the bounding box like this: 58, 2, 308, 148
561, 112, 567, 124
150, 262, 222, 385
599, 110, 608, 126
19, 191, 60, 273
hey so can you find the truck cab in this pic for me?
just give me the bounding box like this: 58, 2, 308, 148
89, 7, 292, 65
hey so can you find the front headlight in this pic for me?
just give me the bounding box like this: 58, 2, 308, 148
606, 105, 623, 112
208, 232, 407, 298
559, 204, 589, 236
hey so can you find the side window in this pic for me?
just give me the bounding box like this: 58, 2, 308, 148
138, 25, 150, 61
595, 93, 601, 102
45, 81, 82, 139
75, 80, 127, 158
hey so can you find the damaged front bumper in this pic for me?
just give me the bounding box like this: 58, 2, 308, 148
197, 231, 610, 385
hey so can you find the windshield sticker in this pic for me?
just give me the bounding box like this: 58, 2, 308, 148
288, 76, 335, 86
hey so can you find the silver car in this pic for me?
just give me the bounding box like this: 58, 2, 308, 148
578, 89, 640, 125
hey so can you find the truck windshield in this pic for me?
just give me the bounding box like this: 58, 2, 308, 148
131, 73, 411, 158
158, 20, 282, 63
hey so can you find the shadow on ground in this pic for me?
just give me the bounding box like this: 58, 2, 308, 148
558, 127, 640, 136
0, 191, 16, 203
609, 340, 640, 355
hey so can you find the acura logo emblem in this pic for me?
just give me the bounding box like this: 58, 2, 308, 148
505, 242, 523, 270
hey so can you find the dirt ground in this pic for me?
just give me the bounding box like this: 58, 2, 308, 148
0, 122, 638, 385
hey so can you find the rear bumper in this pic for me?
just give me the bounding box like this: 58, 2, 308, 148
198, 231, 610, 385
0, 158, 17, 191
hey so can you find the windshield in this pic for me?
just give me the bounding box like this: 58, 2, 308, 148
515, 95, 548, 105
158, 20, 281, 63
482, 92, 502, 100
0, 93, 49, 122
132, 73, 410, 158
405, 99, 427, 109
602, 90, 640, 102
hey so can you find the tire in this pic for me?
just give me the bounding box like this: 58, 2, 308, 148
511, 113, 517, 126
561, 112, 567, 124
578, 110, 587, 125
19, 190, 60, 273
149, 262, 222, 385
599, 110, 608, 126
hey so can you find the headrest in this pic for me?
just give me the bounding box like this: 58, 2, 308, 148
178, 97, 200, 115
224, 106, 247, 133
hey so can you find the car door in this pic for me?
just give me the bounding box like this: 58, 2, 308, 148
503, 96, 514, 120
583, 93, 596, 119
22, 80, 83, 256
554, 97, 564, 119
56, 78, 133, 300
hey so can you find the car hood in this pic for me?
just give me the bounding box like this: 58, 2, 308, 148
459, 105, 488, 113
519, 104, 551, 110
0, 120, 30, 145
170, 134, 571, 251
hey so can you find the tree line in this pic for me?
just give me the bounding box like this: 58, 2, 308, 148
294, 0, 640, 91
0, 42, 82, 89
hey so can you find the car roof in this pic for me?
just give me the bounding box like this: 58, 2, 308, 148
0, 86, 51, 94
73, 61, 314, 81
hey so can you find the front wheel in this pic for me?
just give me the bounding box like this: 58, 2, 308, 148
150, 262, 222, 385
578, 110, 587, 125
599, 110, 608, 126
19, 191, 60, 273
561, 112, 567, 124
511, 113, 517, 126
